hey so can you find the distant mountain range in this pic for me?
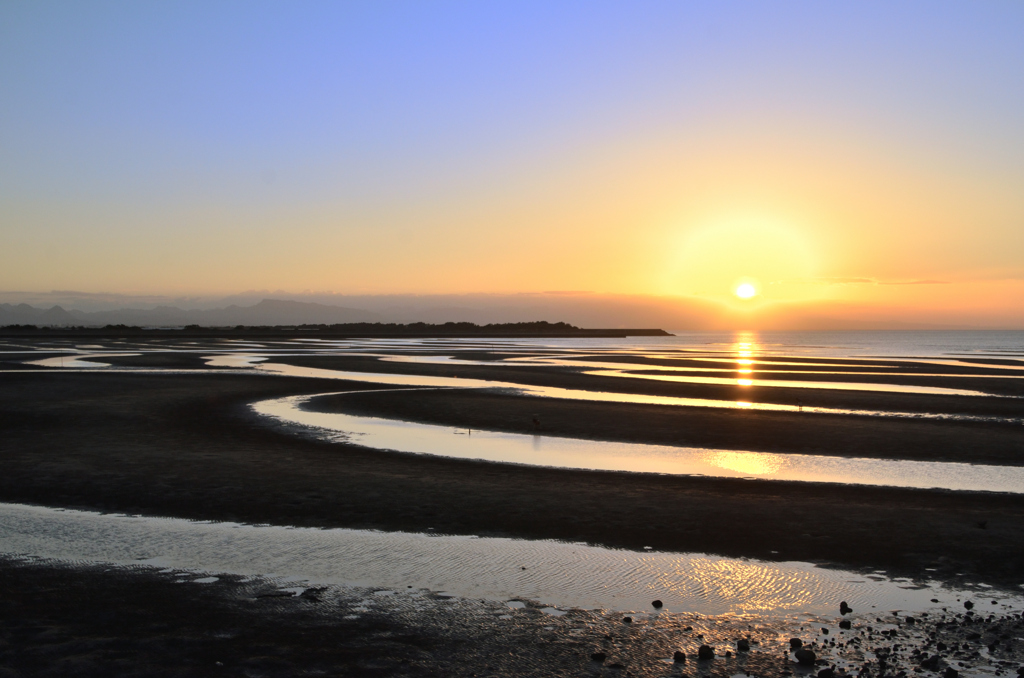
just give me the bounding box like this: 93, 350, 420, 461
0, 292, 999, 330
0, 299, 380, 327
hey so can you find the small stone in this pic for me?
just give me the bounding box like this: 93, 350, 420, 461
590, 652, 606, 663
822, 628, 829, 634
920, 655, 941, 671
652, 599, 663, 609
839, 620, 852, 630
622, 616, 632, 624
737, 639, 751, 652
698, 645, 715, 660
673, 651, 686, 663
725, 651, 732, 658
790, 638, 804, 650
964, 601, 974, 610
795, 649, 816, 666
905, 616, 916, 625
818, 669, 835, 678
944, 669, 959, 678
840, 601, 853, 615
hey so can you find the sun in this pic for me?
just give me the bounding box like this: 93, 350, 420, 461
735, 282, 757, 299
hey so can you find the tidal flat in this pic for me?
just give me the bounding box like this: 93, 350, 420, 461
1, 332, 1023, 676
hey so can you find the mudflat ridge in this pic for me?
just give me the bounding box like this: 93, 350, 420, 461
1, 371, 1022, 587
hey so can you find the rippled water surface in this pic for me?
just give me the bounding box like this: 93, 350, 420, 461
2, 503, 1017, 616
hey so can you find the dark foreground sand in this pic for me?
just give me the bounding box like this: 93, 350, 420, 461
2, 556, 1023, 678
1, 358, 1023, 676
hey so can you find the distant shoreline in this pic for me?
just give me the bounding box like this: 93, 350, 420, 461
0, 321, 672, 339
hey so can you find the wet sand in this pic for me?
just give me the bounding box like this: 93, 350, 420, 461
2, 345, 1024, 676
2, 371, 1022, 586
264, 353, 1024, 417
4, 555, 1024, 678
312, 388, 1024, 466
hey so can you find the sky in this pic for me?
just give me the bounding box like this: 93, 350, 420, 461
2, 1, 1023, 328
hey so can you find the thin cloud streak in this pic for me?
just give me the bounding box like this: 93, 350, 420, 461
774, 278, 951, 286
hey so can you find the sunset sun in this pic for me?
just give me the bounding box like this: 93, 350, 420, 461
735, 283, 758, 299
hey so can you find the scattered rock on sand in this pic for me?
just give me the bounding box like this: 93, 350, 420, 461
839, 620, 852, 630
697, 645, 714, 660
673, 650, 686, 663
795, 648, 817, 666
737, 639, 750, 652
652, 599, 663, 609
790, 638, 804, 649
840, 601, 852, 615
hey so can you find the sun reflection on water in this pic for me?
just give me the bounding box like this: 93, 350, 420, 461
733, 332, 761, 388
652, 558, 818, 612
700, 450, 785, 476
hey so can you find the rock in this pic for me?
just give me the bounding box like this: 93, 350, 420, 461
795, 649, 817, 666
737, 639, 750, 652
818, 669, 835, 678
725, 651, 732, 658
840, 601, 853, 615
920, 655, 941, 671
790, 638, 804, 650
944, 669, 959, 678
821, 628, 829, 634
590, 652, 606, 663
936, 642, 946, 651
839, 620, 852, 630
964, 601, 974, 610
905, 616, 916, 625
652, 599, 663, 609
622, 616, 632, 624
673, 651, 686, 663
698, 645, 715, 660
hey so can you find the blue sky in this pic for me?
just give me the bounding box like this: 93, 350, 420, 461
2, 1, 1023, 325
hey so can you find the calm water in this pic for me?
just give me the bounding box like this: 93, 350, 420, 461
253, 391, 1024, 493
253, 361, 1020, 422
